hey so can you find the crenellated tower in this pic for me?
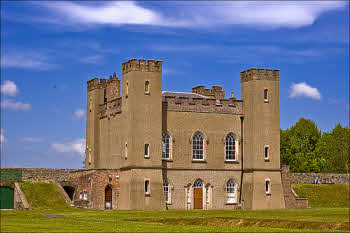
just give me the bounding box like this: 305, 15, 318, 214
240, 68, 285, 209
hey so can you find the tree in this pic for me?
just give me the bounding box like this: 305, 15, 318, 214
315, 124, 350, 173
280, 118, 321, 173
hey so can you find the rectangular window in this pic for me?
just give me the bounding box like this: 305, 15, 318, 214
145, 81, 150, 94
187, 187, 191, 203
264, 89, 268, 102
206, 187, 210, 204
264, 146, 269, 160
125, 142, 128, 159
83, 192, 88, 200
144, 144, 149, 158
145, 180, 150, 195
79, 192, 83, 200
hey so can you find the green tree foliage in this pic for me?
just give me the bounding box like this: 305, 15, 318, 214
281, 118, 350, 173
315, 124, 350, 173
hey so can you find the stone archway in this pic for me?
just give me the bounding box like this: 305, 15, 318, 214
63, 186, 75, 201
105, 185, 113, 210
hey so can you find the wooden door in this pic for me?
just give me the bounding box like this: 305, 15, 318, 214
105, 186, 112, 202
0, 187, 14, 209
194, 188, 203, 209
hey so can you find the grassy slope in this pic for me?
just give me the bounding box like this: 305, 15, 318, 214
292, 184, 350, 208
1, 208, 348, 232
20, 181, 72, 211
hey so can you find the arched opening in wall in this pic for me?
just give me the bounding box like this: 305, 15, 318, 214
193, 179, 203, 210
0, 186, 14, 209
105, 185, 113, 210
63, 186, 75, 201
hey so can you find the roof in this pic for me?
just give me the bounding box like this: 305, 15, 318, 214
162, 91, 210, 99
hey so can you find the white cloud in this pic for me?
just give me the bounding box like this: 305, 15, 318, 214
29, 1, 346, 29
19, 137, 44, 143
1, 50, 56, 70
73, 109, 85, 119
1, 99, 31, 110
80, 55, 104, 64
289, 82, 322, 100
1, 80, 19, 97
0, 129, 6, 144
51, 138, 85, 156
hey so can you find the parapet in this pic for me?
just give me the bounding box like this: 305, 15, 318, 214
122, 58, 162, 74
192, 85, 225, 100
163, 96, 243, 115
240, 68, 279, 83
87, 78, 108, 91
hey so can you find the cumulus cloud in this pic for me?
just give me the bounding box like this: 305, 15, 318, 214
73, 109, 85, 119
19, 137, 44, 143
1, 80, 19, 97
1, 99, 31, 110
19, 1, 348, 30
51, 138, 85, 156
289, 82, 322, 100
0, 129, 6, 144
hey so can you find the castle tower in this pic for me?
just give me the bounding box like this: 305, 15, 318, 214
118, 58, 165, 210
240, 68, 285, 209
85, 78, 106, 168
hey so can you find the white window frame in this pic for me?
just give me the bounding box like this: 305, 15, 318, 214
162, 132, 172, 160
79, 192, 83, 200
205, 185, 210, 204
225, 133, 238, 161
83, 191, 88, 200
186, 185, 191, 204
226, 180, 236, 204
144, 143, 150, 158
163, 180, 171, 204
265, 179, 271, 194
264, 145, 270, 160
264, 88, 268, 102
192, 132, 205, 161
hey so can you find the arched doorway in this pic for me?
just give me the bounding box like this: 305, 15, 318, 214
63, 186, 75, 200
0, 186, 14, 209
193, 179, 203, 209
105, 185, 113, 210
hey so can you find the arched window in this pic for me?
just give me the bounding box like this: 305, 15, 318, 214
193, 132, 204, 160
226, 180, 236, 203
163, 180, 170, 204
145, 81, 150, 93
225, 133, 237, 161
265, 179, 271, 194
194, 179, 203, 188
162, 132, 171, 160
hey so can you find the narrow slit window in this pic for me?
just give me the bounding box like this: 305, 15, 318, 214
145, 81, 150, 93
145, 144, 149, 158
126, 82, 129, 97
145, 180, 150, 194
264, 146, 269, 160
264, 89, 268, 102
125, 142, 128, 159
265, 180, 270, 194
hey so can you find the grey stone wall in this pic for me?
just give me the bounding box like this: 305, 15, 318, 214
290, 172, 349, 184
20, 168, 82, 181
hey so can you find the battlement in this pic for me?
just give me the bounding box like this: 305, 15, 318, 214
87, 74, 121, 101
192, 85, 225, 100
122, 58, 162, 74
162, 96, 243, 115
240, 68, 279, 83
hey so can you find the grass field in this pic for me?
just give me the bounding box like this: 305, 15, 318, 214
292, 184, 350, 208
1, 182, 348, 232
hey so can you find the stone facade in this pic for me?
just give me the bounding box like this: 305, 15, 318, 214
83, 58, 285, 210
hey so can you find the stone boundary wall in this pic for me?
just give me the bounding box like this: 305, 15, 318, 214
0, 168, 83, 181
289, 172, 349, 185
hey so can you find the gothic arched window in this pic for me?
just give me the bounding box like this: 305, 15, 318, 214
225, 133, 237, 161
193, 132, 204, 160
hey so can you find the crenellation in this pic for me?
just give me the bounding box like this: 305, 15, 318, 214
192, 85, 225, 100
87, 78, 99, 91
122, 58, 162, 74
240, 68, 279, 83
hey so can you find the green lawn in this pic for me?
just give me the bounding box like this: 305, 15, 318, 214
1, 208, 349, 232
1, 182, 348, 232
292, 184, 350, 208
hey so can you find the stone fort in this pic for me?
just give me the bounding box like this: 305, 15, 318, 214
2, 58, 315, 210
84, 58, 284, 210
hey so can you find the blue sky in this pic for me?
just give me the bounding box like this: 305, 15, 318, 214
1, 1, 349, 169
